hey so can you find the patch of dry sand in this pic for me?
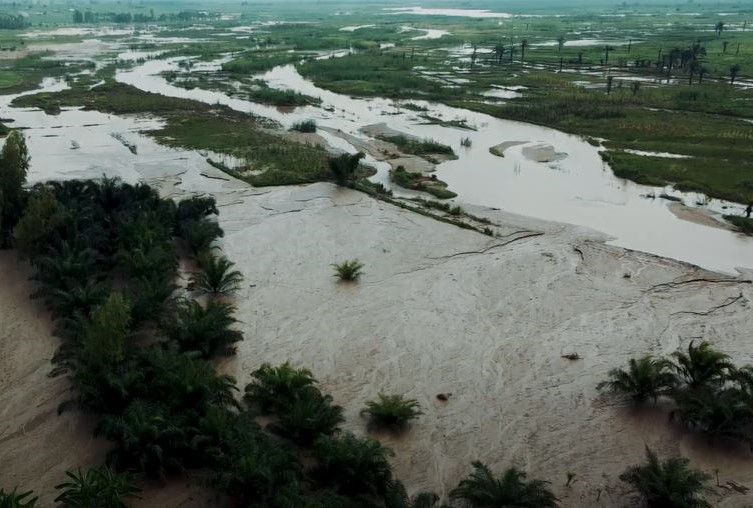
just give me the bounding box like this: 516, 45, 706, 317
2, 181, 753, 507
668, 202, 733, 231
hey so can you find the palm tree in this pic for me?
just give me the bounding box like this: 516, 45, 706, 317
95, 400, 185, 480
450, 461, 558, 507
597, 356, 676, 403
361, 394, 423, 429
493, 42, 506, 65
520, 39, 529, 62
329, 152, 365, 186
275, 388, 345, 445
188, 252, 244, 297
165, 298, 243, 358
698, 66, 708, 84
557, 35, 565, 53
244, 362, 318, 413
0, 488, 37, 507
671, 386, 753, 446
715, 21, 725, 37
54, 467, 140, 508
178, 217, 224, 255
604, 45, 614, 65
730, 63, 741, 85
620, 447, 711, 507
313, 432, 395, 498
211, 421, 301, 507
671, 341, 734, 391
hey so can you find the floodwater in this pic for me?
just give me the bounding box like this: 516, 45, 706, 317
2, 34, 752, 274
384, 7, 512, 19
113, 56, 753, 274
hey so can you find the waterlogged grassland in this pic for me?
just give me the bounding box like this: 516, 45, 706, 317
1, 1, 752, 202
13, 81, 330, 186
292, 9, 753, 203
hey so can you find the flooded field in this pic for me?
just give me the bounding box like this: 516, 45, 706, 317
2, 3, 753, 507
2, 32, 746, 274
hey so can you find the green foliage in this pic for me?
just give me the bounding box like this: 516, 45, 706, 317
0, 488, 37, 508
313, 432, 395, 499
450, 461, 558, 507
244, 362, 318, 414
275, 389, 345, 445
619, 447, 711, 508
361, 394, 423, 429
597, 355, 676, 403
291, 119, 317, 133
165, 299, 243, 358
392, 167, 457, 200
80, 293, 132, 366
378, 134, 455, 158
0, 130, 30, 246
329, 152, 365, 186
725, 215, 753, 235
178, 217, 224, 255
188, 252, 244, 297
211, 420, 302, 507
13, 187, 63, 259
671, 341, 734, 391
54, 467, 140, 508
95, 400, 186, 480
332, 259, 364, 281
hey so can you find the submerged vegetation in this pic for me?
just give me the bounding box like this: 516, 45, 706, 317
599, 341, 753, 448
361, 394, 423, 430
332, 259, 364, 281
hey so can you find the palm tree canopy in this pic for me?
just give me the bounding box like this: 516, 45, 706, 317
620, 447, 711, 508
597, 355, 676, 402
450, 461, 558, 507
671, 341, 734, 390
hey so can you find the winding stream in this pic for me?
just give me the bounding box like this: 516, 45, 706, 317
114, 56, 753, 274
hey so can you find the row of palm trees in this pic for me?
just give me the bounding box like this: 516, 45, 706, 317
600, 340, 753, 448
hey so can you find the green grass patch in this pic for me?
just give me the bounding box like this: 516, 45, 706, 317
378, 134, 456, 159
391, 167, 457, 200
